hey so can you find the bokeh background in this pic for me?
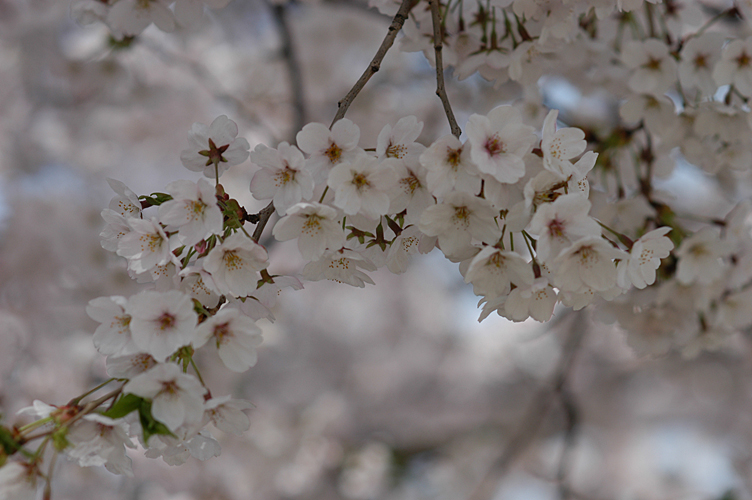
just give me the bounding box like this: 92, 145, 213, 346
1, 1, 752, 499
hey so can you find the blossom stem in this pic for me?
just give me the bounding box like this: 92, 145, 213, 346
68, 378, 117, 406
429, 0, 462, 138
318, 185, 329, 203
43, 450, 57, 500
18, 417, 53, 435
330, 0, 416, 127
189, 357, 207, 389
596, 220, 633, 249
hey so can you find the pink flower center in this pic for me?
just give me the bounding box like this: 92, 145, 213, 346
484, 134, 504, 157
157, 312, 176, 331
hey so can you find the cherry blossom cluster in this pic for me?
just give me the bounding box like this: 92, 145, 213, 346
8, 0, 752, 495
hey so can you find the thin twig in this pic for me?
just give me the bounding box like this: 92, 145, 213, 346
556, 384, 580, 500
252, 202, 276, 242
429, 0, 461, 138
330, 0, 416, 127
466, 311, 587, 500
270, 3, 308, 139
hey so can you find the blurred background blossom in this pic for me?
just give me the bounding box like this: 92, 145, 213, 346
1, 0, 752, 499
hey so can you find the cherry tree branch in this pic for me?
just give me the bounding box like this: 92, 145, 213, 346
252, 201, 276, 243
270, 2, 308, 139
330, 0, 417, 127
466, 311, 587, 500
429, 0, 461, 138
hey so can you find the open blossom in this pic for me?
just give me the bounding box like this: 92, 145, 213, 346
553, 237, 629, 292
0, 461, 38, 500
386, 226, 428, 274
203, 233, 269, 297
387, 158, 433, 224
675, 228, 733, 285
466, 105, 536, 184
272, 202, 345, 261
117, 217, 171, 274
540, 109, 588, 178
106, 0, 175, 36
106, 352, 158, 379
302, 249, 377, 287
194, 308, 263, 372
679, 33, 723, 96
504, 278, 558, 322
713, 37, 752, 97
204, 396, 253, 435
158, 179, 222, 246
528, 194, 601, 262
621, 39, 678, 95
107, 178, 142, 219
376, 116, 425, 161
100, 209, 133, 253
327, 155, 397, 218
180, 115, 250, 178
419, 191, 501, 258
617, 227, 674, 289
420, 134, 481, 198
123, 363, 207, 432
464, 247, 534, 299
297, 119, 362, 182
87, 295, 136, 356
249, 142, 314, 215
66, 414, 135, 476
127, 290, 198, 360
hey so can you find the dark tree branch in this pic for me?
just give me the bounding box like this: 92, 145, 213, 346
330, 0, 416, 127
466, 311, 587, 500
429, 0, 461, 138
270, 3, 308, 139
252, 201, 276, 243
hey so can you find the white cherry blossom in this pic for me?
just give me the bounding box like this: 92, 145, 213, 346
203, 396, 253, 435
158, 179, 223, 247
297, 119, 362, 182
621, 39, 678, 95
540, 109, 588, 178
203, 233, 268, 297
302, 249, 377, 287
180, 115, 250, 179
194, 308, 263, 372
272, 202, 345, 261
675, 228, 733, 285
327, 155, 397, 218
466, 105, 536, 184
123, 363, 207, 432
713, 37, 752, 97
464, 246, 534, 299
249, 142, 314, 216
127, 290, 198, 359
419, 135, 481, 198
617, 227, 674, 289
106, 0, 175, 36
418, 191, 501, 258
376, 116, 425, 161
504, 279, 558, 322
553, 237, 629, 292
527, 194, 601, 262
87, 295, 136, 356
116, 217, 171, 274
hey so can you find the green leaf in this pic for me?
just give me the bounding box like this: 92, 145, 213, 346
102, 394, 174, 443
52, 428, 69, 452
137, 399, 174, 443
0, 426, 20, 455
102, 394, 143, 420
